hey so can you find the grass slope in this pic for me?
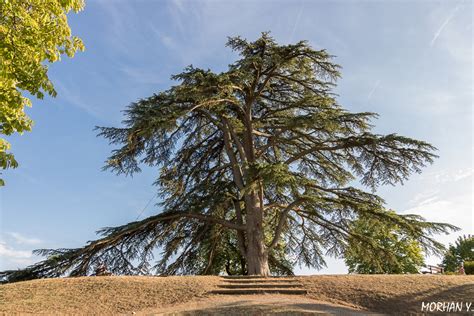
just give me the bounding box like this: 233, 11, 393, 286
0, 276, 220, 315
0, 275, 472, 314
300, 275, 473, 314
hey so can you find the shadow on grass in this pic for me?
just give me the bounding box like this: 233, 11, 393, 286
162, 300, 372, 315
359, 284, 474, 314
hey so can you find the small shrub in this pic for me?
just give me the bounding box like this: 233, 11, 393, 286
443, 271, 457, 275
464, 261, 474, 275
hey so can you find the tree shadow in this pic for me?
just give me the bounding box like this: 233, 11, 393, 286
161, 299, 371, 315
362, 284, 474, 314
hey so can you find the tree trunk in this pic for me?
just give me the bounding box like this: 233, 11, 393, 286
246, 240, 269, 276
245, 194, 270, 276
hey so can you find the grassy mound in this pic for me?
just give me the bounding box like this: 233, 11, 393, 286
0, 275, 472, 314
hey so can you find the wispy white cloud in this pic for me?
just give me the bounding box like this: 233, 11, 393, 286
167, 0, 188, 37
288, 1, 304, 43
419, 168, 473, 184
0, 241, 36, 270
119, 66, 163, 85
0, 234, 43, 270
367, 80, 380, 100
430, 4, 461, 47
6, 232, 42, 245
402, 168, 472, 249
413, 195, 439, 208
408, 189, 439, 207
404, 194, 471, 241
55, 81, 102, 118
0, 242, 32, 259
149, 25, 177, 51
96, 0, 142, 59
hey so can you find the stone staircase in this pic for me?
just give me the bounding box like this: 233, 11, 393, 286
210, 276, 307, 295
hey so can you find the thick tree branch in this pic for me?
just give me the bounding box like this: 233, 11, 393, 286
158, 212, 245, 231
267, 199, 305, 249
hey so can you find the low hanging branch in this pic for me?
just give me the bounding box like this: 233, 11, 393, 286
1, 32, 458, 282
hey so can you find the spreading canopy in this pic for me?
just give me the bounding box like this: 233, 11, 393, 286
1, 33, 457, 282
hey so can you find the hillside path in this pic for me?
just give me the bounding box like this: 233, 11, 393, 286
135, 295, 374, 315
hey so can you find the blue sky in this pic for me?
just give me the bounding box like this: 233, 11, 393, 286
0, 0, 472, 274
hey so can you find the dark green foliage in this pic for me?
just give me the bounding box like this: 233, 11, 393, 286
464, 261, 474, 275
0, 33, 458, 282
344, 211, 425, 274
442, 235, 474, 272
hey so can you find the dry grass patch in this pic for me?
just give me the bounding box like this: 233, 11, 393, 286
1, 275, 472, 314
0, 276, 220, 315
299, 275, 474, 314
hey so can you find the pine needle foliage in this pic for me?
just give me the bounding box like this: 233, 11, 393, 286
1, 33, 457, 282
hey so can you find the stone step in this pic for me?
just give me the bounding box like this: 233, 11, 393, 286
221, 276, 296, 279
218, 284, 302, 289
210, 288, 308, 295
223, 279, 300, 284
